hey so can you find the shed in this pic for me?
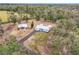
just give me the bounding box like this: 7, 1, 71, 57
17, 23, 28, 29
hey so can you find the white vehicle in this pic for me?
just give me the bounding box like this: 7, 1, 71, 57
35, 24, 52, 32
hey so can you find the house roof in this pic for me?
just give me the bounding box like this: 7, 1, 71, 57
35, 24, 52, 32
18, 23, 28, 28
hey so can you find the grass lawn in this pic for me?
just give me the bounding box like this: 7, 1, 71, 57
0, 11, 9, 22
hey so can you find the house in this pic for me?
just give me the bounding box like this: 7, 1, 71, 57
35, 24, 52, 32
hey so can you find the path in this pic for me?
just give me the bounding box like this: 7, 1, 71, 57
17, 29, 38, 54
18, 30, 36, 45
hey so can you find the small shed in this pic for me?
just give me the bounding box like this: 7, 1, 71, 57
17, 23, 28, 29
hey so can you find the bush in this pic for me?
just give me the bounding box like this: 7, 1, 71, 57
0, 36, 20, 54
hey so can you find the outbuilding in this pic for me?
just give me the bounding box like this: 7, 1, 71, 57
17, 23, 28, 29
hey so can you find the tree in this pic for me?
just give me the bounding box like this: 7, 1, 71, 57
15, 6, 26, 21
35, 15, 40, 21
0, 19, 4, 37
22, 15, 29, 22
56, 19, 76, 31
47, 11, 55, 22
9, 13, 17, 24
0, 36, 19, 54
75, 18, 79, 28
